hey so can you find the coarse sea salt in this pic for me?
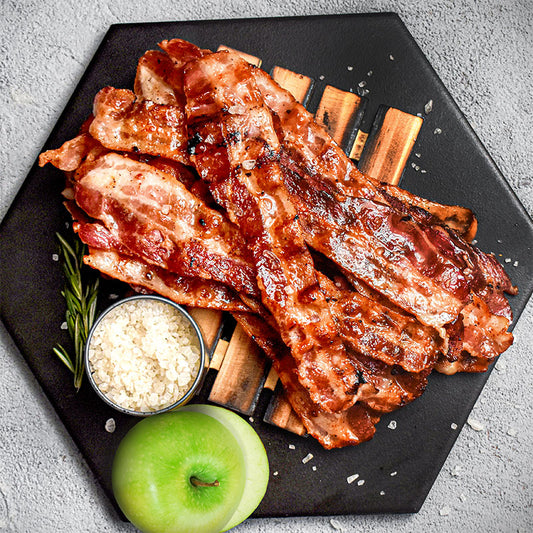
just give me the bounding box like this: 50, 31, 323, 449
467, 417, 484, 432
88, 299, 201, 412
302, 453, 313, 464
347, 474, 359, 484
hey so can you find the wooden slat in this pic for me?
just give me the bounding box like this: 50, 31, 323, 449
263, 366, 279, 391
187, 308, 223, 351
217, 45, 262, 67
349, 130, 369, 161
263, 386, 306, 436
271, 66, 313, 105
208, 324, 267, 415
357, 106, 423, 186
314, 85, 366, 150
208, 339, 229, 371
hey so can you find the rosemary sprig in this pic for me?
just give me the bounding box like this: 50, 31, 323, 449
53, 232, 99, 390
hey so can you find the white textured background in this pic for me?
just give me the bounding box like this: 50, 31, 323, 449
0, 1, 532, 532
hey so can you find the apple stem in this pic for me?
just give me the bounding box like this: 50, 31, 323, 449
190, 476, 220, 488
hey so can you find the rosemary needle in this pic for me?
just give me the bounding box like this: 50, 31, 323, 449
53, 232, 99, 390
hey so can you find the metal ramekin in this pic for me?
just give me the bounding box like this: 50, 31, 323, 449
84, 294, 206, 416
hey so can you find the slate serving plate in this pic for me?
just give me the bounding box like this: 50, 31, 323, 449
1, 13, 532, 518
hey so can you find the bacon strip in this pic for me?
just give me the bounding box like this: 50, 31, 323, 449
233, 312, 379, 449
85, 248, 249, 312
89, 87, 190, 165
184, 51, 359, 413
74, 152, 259, 297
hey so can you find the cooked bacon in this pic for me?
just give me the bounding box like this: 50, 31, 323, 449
38, 130, 107, 172
283, 168, 470, 328
84, 247, 249, 312
233, 312, 379, 449
436, 295, 513, 374
317, 274, 442, 373
89, 87, 190, 165
134, 50, 184, 106
184, 51, 359, 413
74, 152, 259, 296
254, 68, 479, 239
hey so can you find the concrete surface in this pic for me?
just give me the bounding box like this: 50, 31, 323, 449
0, 1, 531, 532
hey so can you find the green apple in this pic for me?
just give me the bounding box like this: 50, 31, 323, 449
181, 404, 269, 531
112, 410, 246, 533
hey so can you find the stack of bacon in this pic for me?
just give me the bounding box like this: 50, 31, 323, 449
39, 39, 517, 449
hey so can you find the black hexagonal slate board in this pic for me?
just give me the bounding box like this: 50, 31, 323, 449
1, 13, 532, 518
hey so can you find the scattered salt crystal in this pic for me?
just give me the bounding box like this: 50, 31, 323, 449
424, 99, 433, 114
367, 70, 373, 76
504, 258, 511, 263
495, 360, 507, 371
497, 239, 503, 243
60, 322, 68, 330
347, 473, 359, 484
451, 423, 458, 430
434, 127, 442, 135
414, 165, 420, 171
347, 66, 354, 71
389, 54, 395, 61
507, 428, 518, 437
411, 162, 417, 168
319, 75, 325, 80
390, 471, 397, 477
358, 80, 367, 88
302, 453, 313, 464
420, 169, 427, 174
467, 417, 484, 431
357, 479, 365, 486
416, 112, 423, 117
288, 444, 295, 450
273, 471, 278, 476
52, 253, 59, 262
380, 490, 386, 496
312, 466, 317, 471
451, 465, 463, 476
472, 239, 478, 245
439, 506, 451, 516
105, 418, 116, 433
415, 152, 421, 158
242, 159, 256, 170
513, 260, 519, 267
330, 518, 344, 531
249, 416, 254, 423
388, 420, 397, 430
65, 222, 70, 229
108, 294, 119, 300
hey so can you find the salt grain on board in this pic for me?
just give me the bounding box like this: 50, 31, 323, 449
380, 490, 386, 496
312, 466, 317, 471
467, 417, 484, 431
347, 65, 353, 71
424, 99, 433, 114
52, 253, 59, 262
288, 444, 295, 450
390, 471, 397, 477
302, 453, 313, 464
451, 423, 458, 430
513, 261, 519, 267
357, 479, 365, 486
319, 75, 325, 80
105, 418, 116, 433
273, 471, 278, 476
347, 474, 359, 484
434, 127, 442, 135
388, 420, 397, 430
60, 322, 68, 330
389, 54, 395, 60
